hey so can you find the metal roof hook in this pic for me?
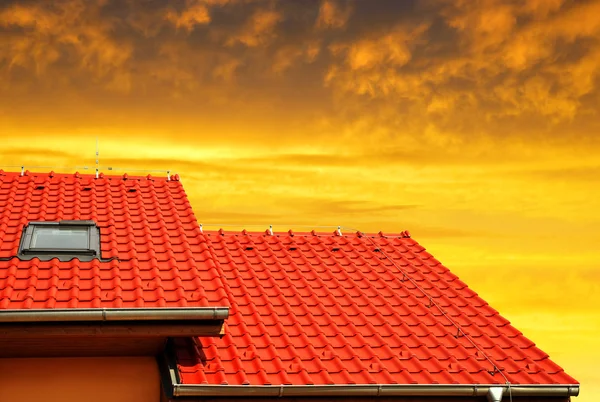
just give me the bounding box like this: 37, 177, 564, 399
487, 387, 504, 402
95, 137, 100, 179
268, 225, 274, 236
336, 226, 342, 236
21, 166, 24, 176
167, 170, 171, 181
199, 223, 203, 233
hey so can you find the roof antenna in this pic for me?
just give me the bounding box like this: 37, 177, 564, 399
95, 137, 99, 179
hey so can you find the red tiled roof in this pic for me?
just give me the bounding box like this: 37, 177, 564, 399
174, 231, 577, 386
0, 170, 577, 387
0, 170, 226, 309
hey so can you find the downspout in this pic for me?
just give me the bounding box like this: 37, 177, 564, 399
487, 387, 503, 402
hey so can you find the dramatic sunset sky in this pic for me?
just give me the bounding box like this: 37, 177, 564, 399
1, 0, 599, 398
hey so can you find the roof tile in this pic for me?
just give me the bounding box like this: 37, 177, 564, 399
0, 171, 577, 387
175, 229, 578, 386
0, 172, 224, 308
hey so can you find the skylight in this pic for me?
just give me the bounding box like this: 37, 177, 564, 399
19, 221, 101, 261
31, 226, 89, 249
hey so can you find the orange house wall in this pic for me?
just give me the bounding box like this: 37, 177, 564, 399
0, 357, 160, 402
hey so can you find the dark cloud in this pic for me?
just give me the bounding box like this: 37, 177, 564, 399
1, 0, 600, 147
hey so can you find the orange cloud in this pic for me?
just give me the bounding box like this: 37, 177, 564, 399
315, 0, 352, 30
271, 41, 321, 73
432, 0, 600, 119
443, 0, 517, 52
0, 1, 132, 90
163, 0, 246, 32
212, 58, 242, 82
226, 8, 282, 47
325, 23, 430, 96
519, 0, 566, 17
165, 2, 211, 31
163, 0, 251, 33
321, 0, 600, 132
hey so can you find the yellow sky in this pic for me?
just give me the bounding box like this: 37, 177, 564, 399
1, 0, 599, 398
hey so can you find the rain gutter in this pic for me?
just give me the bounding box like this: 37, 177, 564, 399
158, 341, 578, 400
172, 383, 579, 398
0, 307, 229, 322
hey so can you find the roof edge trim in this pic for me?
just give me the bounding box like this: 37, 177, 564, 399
0, 307, 230, 322
172, 384, 580, 398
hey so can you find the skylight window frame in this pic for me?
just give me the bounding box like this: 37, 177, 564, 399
18, 220, 101, 261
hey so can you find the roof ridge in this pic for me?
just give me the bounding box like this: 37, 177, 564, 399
0, 169, 179, 182
198, 227, 412, 239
